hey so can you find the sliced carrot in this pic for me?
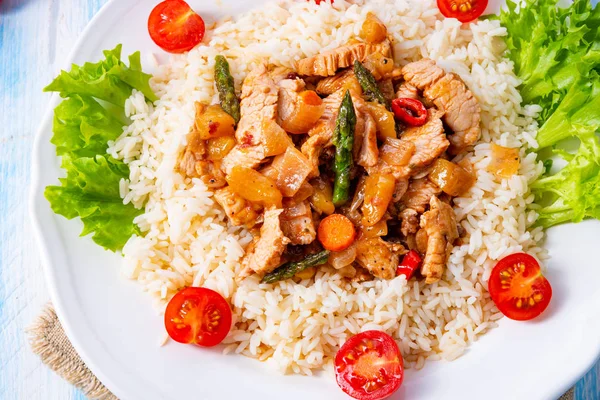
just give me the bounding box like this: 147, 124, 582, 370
318, 214, 356, 252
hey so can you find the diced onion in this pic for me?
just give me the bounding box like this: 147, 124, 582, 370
488, 143, 520, 178
271, 147, 312, 197
328, 243, 357, 269
278, 90, 325, 134
427, 159, 475, 196
360, 13, 388, 44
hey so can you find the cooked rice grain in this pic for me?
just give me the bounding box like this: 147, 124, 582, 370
108, 0, 547, 373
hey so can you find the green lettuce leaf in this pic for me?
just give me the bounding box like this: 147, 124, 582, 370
532, 132, 600, 228
45, 156, 143, 252
501, 0, 600, 120
45, 45, 153, 252
537, 75, 600, 148
501, 0, 600, 228
44, 44, 158, 106
51, 95, 124, 157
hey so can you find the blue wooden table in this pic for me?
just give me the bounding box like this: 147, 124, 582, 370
0, 0, 598, 399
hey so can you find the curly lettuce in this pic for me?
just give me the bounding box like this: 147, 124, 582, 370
45, 156, 143, 252
532, 131, 600, 227
501, 0, 600, 228
501, 0, 600, 119
44, 44, 157, 106
45, 45, 152, 251
50, 95, 124, 158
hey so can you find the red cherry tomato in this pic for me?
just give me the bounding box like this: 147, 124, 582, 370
391, 98, 428, 127
311, 0, 334, 4
335, 330, 404, 400
488, 253, 552, 321
148, 0, 205, 54
396, 250, 422, 279
164, 287, 232, 347
436, 0, 489, 23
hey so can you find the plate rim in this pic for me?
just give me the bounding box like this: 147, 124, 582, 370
29, 1, 135, 398
29, 1, 600, 399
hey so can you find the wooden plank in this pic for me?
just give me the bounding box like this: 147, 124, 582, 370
0, 0, 108, 398
576, 364, 600, 400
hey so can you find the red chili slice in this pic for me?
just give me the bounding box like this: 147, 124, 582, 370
392, 98, 428, 127
396, 250, 422, 279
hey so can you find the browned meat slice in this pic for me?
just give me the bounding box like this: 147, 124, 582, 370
300, 90, 347, 177
220, 146, 266, 176
420, 196, 459, 284
234, 63, 279, 137
297, 39, 392, 77
302, 134, 331, 178
240, 208, 291, 278
392, 178, 409, 202
195, 161, 228, 188
366, 109, 446, 181
402, 59, 445, 88
269, 66, 296, 83
301, 89, 377, 175
177, 103, 228, 188
398, 178, 441, 236
379, 79, 396, 102
276, 76, 306, 130
222, 63, 289, 174
178, 128, 207, 177
400, 208, 419, 236
316, 69, 361, 96
366, 139, 415, 180
214, 187, 262, 228
355, 238, 407, 279
355, 100, 379, 168
402, 59, 481, 154
276, 75, 305, 98
395, 82, 419, 99
400, 108, 449, 170
415, 228, 429, 254
424, 74, 480, 154
401, 178, 442, 213
280, 200, 316, 245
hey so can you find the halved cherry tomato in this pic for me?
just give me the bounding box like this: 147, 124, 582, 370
335, 330, 403, 400
164, 287, 232, 347
148, 0, 205, 54
311, 0, 334, 4
396, 250, 422, 280
391, 98, 428, 127
437, 0, 489, 23
488, 253, 552, 321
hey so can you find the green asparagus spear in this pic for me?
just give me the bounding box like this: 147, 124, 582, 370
332, 90, 357, 207
214, 55, 241, 124
353, 60, 390, 109
261, 250, 331, 284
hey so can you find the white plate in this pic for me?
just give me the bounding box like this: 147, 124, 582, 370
30, 1, 600, 399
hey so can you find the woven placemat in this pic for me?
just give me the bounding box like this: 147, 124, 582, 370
27, 303, 575, 400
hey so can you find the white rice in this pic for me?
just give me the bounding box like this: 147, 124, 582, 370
107, 0, 547, 373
